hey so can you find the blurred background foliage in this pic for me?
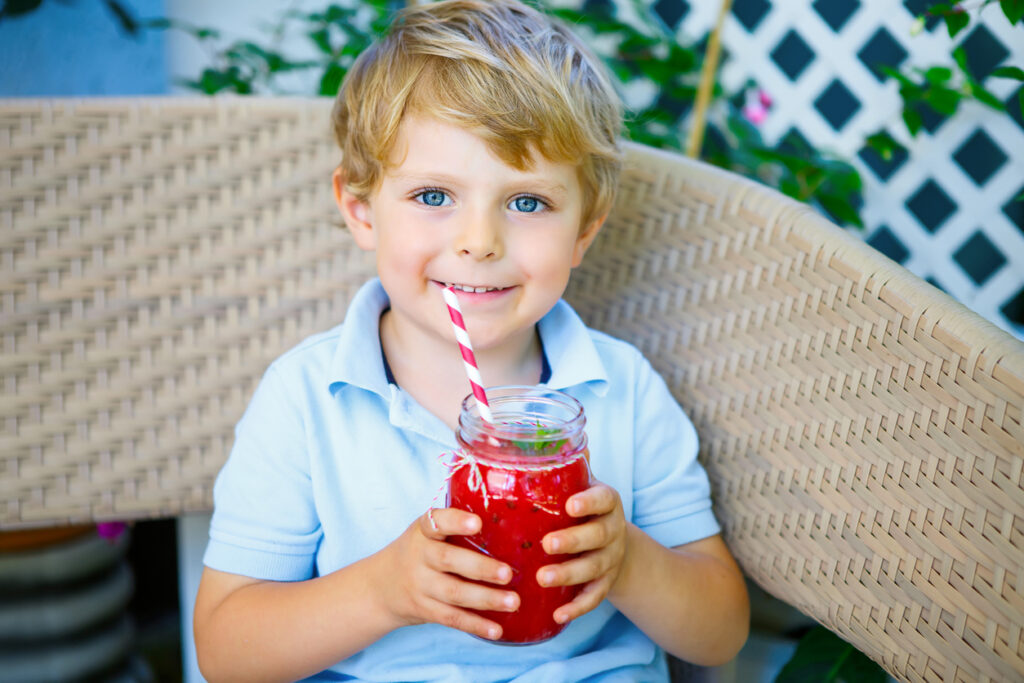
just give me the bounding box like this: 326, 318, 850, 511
137, 0, 1023, 231
5, 0, 1017, 227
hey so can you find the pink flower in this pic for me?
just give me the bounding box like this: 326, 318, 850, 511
97, 521, 127, 542
742, 86, 773, 126
743, 102, 769, 125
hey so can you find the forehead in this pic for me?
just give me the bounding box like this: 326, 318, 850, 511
384, 116, 580, 189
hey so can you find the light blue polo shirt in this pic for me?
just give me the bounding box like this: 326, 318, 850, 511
205, 278, 720, 682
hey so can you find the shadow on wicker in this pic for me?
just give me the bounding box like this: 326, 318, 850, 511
2, 99, 1021, 682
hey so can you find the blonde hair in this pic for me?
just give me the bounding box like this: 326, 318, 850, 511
332, 0, 623, 228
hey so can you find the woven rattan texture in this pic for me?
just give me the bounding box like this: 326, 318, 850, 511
2, 99, 1022, 681
565, 146, 1024, 682
1, 99, 375, 524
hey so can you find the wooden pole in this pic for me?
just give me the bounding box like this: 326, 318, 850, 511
685, 0, 733, 158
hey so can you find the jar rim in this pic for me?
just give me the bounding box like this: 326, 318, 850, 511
457, 386, 587, 463
459, 385, 584, 438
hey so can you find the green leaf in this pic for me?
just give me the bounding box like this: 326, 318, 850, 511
548, 7, 590, 24
637, 59, 683, 84
507, 422, 569, 456
728, 115, 762, 145
924, 66, 954, 84
371, 4, 396, 34
817, 193, 863, 228
902, 107, 924, 136
309, 28, 333, 55
667, 42, 698, 73
1000, 0, 1024, 23
837, 646, 889, 683
880, 66, 918, 90
952, 46, 971, 75
319, 62, 344, 96
775, 627, 885, 683
196, 67, 252, 95
968, 80, 1005, 109
104, 0, 139, 35
777, 178, 803, 199
992, 65, 1024, 81
865, 130, 906, 161
778, 625, 853, 680
0, 0, 43, 19
749, 146, 807, 167
944, 9, 970, 38
925, 85, 962, 114
323, 4, 352, 24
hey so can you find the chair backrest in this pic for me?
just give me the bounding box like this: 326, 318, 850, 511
566, 143, 1024, 683
2, 98, 1022, 682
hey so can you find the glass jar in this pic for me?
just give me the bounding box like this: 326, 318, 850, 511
447, 386, 592, 645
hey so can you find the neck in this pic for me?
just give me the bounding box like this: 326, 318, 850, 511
379, 311, 543, 430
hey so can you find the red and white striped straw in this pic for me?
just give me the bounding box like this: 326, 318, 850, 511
442, 286, 494, 423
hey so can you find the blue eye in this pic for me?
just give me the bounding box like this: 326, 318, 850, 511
417, 190, 450, 207
511, 196, 543, 213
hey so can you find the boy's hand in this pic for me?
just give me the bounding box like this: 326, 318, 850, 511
537, 482, 628, 625
376, 508, 519, 641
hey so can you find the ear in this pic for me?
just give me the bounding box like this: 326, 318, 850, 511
333, 166, 376, 251
571, 213, 607, 268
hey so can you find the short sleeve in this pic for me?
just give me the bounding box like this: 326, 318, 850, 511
203, 365, 322, 580
630, 358, 720, 548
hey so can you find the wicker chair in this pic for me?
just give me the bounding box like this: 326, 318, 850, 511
2, 99, 1021, 683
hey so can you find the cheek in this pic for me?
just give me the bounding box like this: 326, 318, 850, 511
522, 249, 574, 295
377, 232, 434, 269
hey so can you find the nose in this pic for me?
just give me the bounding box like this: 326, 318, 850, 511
453, 210, 504, 261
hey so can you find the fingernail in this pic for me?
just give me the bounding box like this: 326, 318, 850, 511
497, 566, 511, 582
572, 500, 583, 515
549, 538, 561, 552
503, 594, 517, 609
541, 570, 555, 585
488, 626, 501, 639
465, 518, 478, 532
555, 611, 569, 624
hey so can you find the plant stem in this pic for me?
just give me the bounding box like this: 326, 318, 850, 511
686, 0, 732, 158
824, 646, 852, 681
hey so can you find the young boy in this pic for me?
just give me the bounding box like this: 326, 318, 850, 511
193, 1, 749, 680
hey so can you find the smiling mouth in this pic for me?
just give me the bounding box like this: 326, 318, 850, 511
439, 281, 507, 293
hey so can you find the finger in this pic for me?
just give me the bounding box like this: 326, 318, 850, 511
427, 600, 506, 641
426, 572, 520, 614
542, 516, 612, 555
552, 575, 613, 625
536, 550, 610, 588
419, 508, 481, 540
427, 539, 513, 586
566, 484, 618, 517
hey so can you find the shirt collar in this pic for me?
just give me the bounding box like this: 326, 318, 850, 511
328, 278, 393, 398
327, 278, 609, 397
537, 300, 610, 396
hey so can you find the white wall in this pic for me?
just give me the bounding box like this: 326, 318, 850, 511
164, 0, 327, 95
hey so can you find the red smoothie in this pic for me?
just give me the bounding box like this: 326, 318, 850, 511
448, 386, 591, 645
